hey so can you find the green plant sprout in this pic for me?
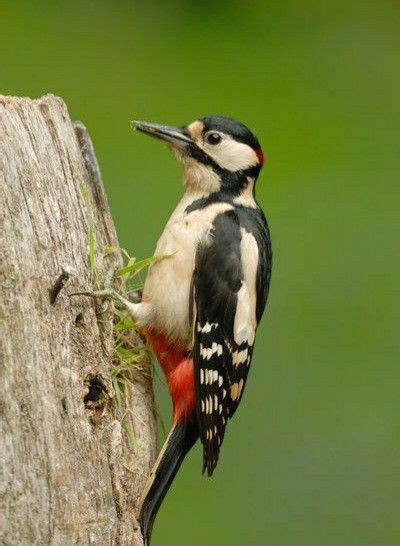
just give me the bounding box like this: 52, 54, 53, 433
80, 183, 168, 450
109, 247, 172, 450
109, 247, 157, 450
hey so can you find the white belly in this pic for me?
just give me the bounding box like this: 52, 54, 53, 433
143, 195, 233, 347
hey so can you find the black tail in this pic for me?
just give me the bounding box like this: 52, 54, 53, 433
139, 416, 199, 546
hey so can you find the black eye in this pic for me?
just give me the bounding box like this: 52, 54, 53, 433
206, 132, 222, 145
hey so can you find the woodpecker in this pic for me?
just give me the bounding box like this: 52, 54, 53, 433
94, 116, 272, 544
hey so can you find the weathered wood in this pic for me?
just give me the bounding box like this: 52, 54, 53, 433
0, 94, 156, 545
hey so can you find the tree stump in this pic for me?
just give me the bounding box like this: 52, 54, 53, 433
0, 94, 156, 545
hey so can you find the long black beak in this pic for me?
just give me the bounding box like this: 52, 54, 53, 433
132, 120, 193, 150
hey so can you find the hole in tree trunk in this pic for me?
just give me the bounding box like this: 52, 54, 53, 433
61, 397, 68, 414
74, 312, 84, 326
84, 375, 108, 421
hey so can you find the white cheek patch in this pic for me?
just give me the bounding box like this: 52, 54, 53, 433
204, 139, 259, 171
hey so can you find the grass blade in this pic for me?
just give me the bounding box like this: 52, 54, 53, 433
116, 253, 172, 277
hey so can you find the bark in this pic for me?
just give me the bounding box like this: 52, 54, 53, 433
0, 94, 156, 545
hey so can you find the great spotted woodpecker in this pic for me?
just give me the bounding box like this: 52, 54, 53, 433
91, 116, 272, 545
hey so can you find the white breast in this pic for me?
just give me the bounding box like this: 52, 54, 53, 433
143, 194, 233, 347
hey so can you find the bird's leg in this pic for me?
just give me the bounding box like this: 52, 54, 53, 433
69, 255, 154, 327
69, 257, 122, 304
70, 286, 152, 323
70, 287, 131, 307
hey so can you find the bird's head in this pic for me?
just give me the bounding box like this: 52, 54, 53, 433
133, 115, 264, 197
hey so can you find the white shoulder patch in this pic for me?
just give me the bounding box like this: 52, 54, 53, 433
233, 228, 258, 346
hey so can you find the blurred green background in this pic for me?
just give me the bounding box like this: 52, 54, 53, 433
2, 1, 399, 543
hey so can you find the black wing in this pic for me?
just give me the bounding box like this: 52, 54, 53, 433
191, 207, 271, 476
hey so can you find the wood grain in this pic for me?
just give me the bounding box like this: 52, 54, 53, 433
0, 94, 156, 545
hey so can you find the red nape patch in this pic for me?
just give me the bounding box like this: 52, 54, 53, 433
255, 148, 264, 166
145, 328, 196, 423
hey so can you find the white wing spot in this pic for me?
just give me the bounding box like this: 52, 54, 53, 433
230, 379, 245, 401
200, 344, 207, 360
231, 383, 239, 401
232, 348, 248, 367
201, 321, 218, 333
202, 322, 211, 333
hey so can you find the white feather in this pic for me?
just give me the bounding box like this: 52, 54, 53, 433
233, 229, 258, 346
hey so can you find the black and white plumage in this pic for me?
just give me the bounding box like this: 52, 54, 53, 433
125, 115, 271, 544
192, 205, 271, 475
